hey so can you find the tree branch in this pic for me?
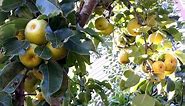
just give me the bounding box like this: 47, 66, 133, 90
78, 0, 98, 27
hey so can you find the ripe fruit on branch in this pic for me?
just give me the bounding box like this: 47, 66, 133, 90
152, 61, 166, 74
148, 31, 164, 44
118, 50, 129, 64
47, 43, 67, 60
95, 17, 109, 30
127, 19, 141, 36
101, 23, 114, 35
164, 53, 177, 75
25, 19, 47, 45
19, 44, 42, 68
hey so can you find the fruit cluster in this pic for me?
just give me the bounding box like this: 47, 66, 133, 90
94, 17, 114, 35
18, 19, 67, 68
16, 19, 68, 100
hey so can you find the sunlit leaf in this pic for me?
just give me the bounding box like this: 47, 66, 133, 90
36, 0, 61, 17
132, 94, 155, 106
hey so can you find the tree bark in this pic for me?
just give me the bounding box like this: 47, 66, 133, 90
78, 0, 98, 27
15, 81, 24, 106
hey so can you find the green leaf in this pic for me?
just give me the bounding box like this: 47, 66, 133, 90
61, 2, 75, 15
166, 78, 175, 92
0, 24, 16, 44
119, 80, 126, 90
175, 50, 185, 64
39, 61, 64, 104
66, 11, 76, 25
64, 35, 95, 55
46, 27, 73, 48
35, 45, 52, 60
3, 73, 25, 93
25, 96, 34, 106
5, 18, 29, 30
3, 38, 30, 56
125, 74, 140, 88
124, 70, 134, 78
0, 91, 13, 106
0, 0, 22, 12
132, 94, 155, 106
166, 28, 182, 41
14, 5, 33, 19
36, 0, 61, 17
83, 28, 104, 43
75, 56, 86, 76
0, 61, 24, 92
0, 11, 9, 25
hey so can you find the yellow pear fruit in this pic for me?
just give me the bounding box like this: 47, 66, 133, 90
25, 19, 47, 45
19, 44, 42, 68
118, 50, 129, 64
101, 23, 114, 35
164, 53, 177, 75
95, 17, 109, 30
156, 73, 165, 80
152, 61, 166, 74
148, 31, 164, 44
47, 43, 67, 60
127, 19, 141, 36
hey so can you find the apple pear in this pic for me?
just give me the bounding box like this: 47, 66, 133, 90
127, 19, 141, 36
19, 44, 42, 68
47, 43, 67, 60
164, 53, 177, 75
148, 31, 164, 44
25, 19, 47, 45
95, 17, 109, 30
118, 50, 129, 64
152, 61, 165, 74
101, 23, 114, 35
